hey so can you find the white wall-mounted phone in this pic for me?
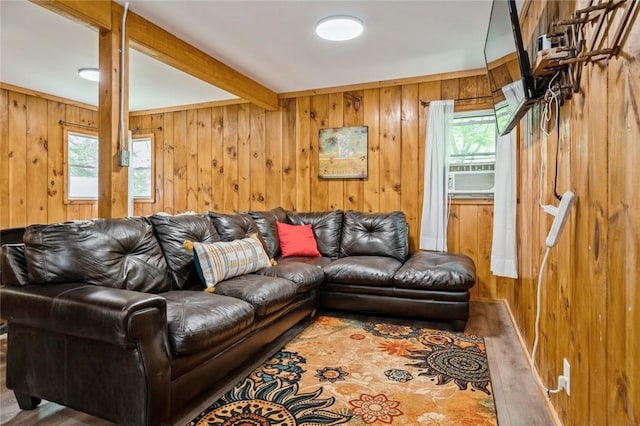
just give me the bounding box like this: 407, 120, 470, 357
542, 191, 576, 247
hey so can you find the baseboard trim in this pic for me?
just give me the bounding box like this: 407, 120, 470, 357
498, 299, 564, 426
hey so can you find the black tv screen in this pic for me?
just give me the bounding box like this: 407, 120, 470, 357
484, 0, 539, 136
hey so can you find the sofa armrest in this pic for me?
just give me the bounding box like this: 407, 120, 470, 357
0, 282, 167, 347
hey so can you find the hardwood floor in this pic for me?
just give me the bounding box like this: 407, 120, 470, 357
0, 301, 556, 425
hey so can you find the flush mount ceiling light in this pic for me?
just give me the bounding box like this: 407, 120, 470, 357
78, 67, 99, 82
315, 15, 364, 41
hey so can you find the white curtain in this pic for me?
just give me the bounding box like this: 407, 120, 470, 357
491, 130, 518, 278
420, 100, 454, 252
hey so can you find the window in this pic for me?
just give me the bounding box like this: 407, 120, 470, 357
65, 130, 154, 202
448, 111, 497, 196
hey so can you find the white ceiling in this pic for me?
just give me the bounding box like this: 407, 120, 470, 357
0, 0, 520, 112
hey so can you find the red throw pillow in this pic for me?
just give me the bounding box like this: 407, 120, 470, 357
276, 221, 321, 258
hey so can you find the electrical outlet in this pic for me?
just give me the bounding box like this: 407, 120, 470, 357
563, 358, 571, 395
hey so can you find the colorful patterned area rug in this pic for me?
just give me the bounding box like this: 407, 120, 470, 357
188, 315, 497, 425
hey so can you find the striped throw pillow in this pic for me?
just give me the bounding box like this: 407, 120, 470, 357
192, 235, 271, 292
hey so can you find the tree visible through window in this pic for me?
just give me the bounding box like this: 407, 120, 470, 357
66, 131, 153, 201
450, 112, 496, 165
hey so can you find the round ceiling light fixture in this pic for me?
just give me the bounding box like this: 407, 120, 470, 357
78, 67, 100, 82
315, 15, 364, 41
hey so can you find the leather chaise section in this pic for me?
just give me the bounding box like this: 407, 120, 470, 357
394, 251, 476, 291
323, 256, 403, 286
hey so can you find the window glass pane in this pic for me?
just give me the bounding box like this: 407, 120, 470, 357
131, 137, 152, 198
68, 132, 98, 199
450, 113, 496, 165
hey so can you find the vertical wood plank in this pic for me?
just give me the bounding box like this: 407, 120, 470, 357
197, 108, 213, 213
173, 110, 187, 213
162, 112, 175, 214
186, 109, 199, 212
223, 105, 239, 213
295, 97, 311, 211
0, 90, 9, 228
8, 92, 27, 227
150, 113, 165, 214
458, 204, 479, 298
44, 101, 65, 224
281, 98, 297, 211
400, 84, 419, 251
309, 95, 329, 211
265, 107, 283, 209
237, 104, 251, 212
250, 104, 267, 211
379, 86, 402, 211
211, 107, 224, 211
362, 89, 380, 213
343, 91, 364, 212
327, 92, 344, 211
477, 204, 495, 298
27, 95, 55, 224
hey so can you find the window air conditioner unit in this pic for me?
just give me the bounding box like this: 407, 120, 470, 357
448, 163, 495, 195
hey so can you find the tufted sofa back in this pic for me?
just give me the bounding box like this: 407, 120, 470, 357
22, 217, 172, 293
339, 210, 409, 262
286, 210, 343, 259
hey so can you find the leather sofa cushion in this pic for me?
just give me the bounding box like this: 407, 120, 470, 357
340, 210, 409, 262
214, 274, 297, 316
254, 261, 324, 294
148, 214, 220, 290
247, 207, 287, 258
277, 256, 334, 268
23, 218, 172, 293
394, 252, 476, 291
208, 212, 260, 242
162, 291, 254, 356
286, 210, 343, 259
323, 256, 402, 286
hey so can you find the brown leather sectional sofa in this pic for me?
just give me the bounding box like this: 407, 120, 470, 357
0, 208, 475, 426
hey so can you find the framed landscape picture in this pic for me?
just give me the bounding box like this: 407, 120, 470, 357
318, 125, 368, 179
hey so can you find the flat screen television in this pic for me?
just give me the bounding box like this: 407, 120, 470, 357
484, 0, 541, 136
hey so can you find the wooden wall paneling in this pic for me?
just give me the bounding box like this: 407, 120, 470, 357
210, 107, 224, 212
440, 78, 460, 102
309, 95, 329, 211
237, 104, 251, 212
250, 104, 267, 211
78, 107, 98, 219
265, 108, 283, 209
447, 203, 461, 253
343, 91, 364, 212
379, 86, 402, 211
0, 90, 9, 229
607, 3, 638, 424
130, 113, 152, 216
150, 113, 164, 213
477, 204, 495, 298
281, 98, 297, 211
327, 92, 344, 211
458, 204, 479, 298
8, 91, 27, 227
162, 112, 175, 214
295, 97, 311, 211
45, 99, 67, 224
417, 81, 442, 245
400, 85, 419, 251
362, 89, 380, 213
25, 96, 48, 225
569, 71, 591, 426
63, 105, 81, 221
222, 105, 239, 213
172, 110, 187, 213
186, 109, 199, 213
196, 108, 213, 213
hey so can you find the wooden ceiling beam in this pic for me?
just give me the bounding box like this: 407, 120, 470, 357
30, 0, 280, 111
